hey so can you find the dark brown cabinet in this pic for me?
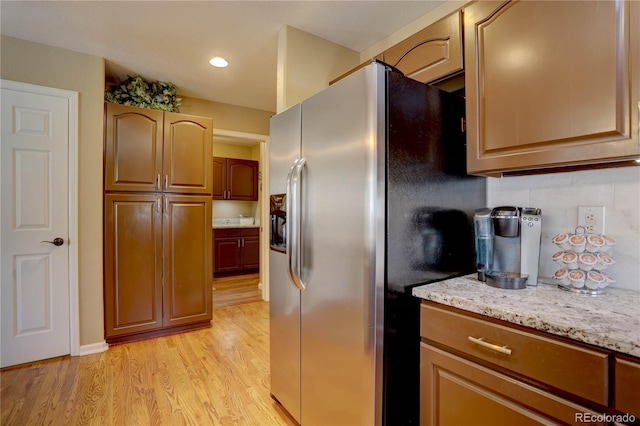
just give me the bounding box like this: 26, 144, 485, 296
375, 11, 463, 84
212, 157, 259, 201
463, 0, 640, 175
104, 103, 213, 343
105, 103, 212, 194
420, 301, 640, 425
213, 228, 260, 274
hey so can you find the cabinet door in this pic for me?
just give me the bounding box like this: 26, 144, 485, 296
614, 356, 640, 418
376, 11, 462, 84
421, 343, 606, 426
163, 112, 213, 194
104, 193, 163, 339
104, 103, 163, 192
464, 0, 640, 175
213, 237, 242, 272
227, 159, 259, 201
163, 195, 212, 327
241, 235, 260, 269
212, 156, 226, 199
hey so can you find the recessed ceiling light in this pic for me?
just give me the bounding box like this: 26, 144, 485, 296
209, 57, 229, 68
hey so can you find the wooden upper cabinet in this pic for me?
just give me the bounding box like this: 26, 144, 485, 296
464, 0, 640, 176
105, 103, 213, 194
163, 112, 212, 194
104, 103, 163, 192
212, 157, 259, 201
375, 11, 463, 84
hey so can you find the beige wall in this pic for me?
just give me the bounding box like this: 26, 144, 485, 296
1, 36, 274, 349
180, 96, 272, 134
276, 26, 359, 113
1, 35, 106, 346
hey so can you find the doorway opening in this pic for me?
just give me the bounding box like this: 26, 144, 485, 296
211, 129, 269, 309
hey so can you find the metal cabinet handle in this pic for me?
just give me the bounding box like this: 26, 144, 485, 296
468, 336, 512, 355
156, 174, 161, 190
41, 237, 64, 246
164, 175, 168, 190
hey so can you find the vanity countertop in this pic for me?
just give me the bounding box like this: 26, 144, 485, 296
413, 275, 640, 357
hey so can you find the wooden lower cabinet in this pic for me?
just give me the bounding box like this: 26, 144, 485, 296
419, 302, 620, 426
104, 193, 212, 343
213, 228, 260, 274
614, 355, 640, 418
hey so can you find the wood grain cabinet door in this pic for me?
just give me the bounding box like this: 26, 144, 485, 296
163, 195, 212, 327
213, 237, 242, 272
212, 157, 227, 199
104, 103, 163, 192
227, 159, 259, 201
163, 112, 213, 194
104, 193, 163, 338
376, 11, 463, 84
464, 0, 640, 175
241, 235, 260, 269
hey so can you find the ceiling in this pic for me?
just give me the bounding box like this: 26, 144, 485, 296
0, 1, 444, 113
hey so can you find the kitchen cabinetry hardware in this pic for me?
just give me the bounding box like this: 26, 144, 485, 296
41, 238, 64, 246
468, 336, 512, 355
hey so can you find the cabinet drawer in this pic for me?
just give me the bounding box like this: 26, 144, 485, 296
213, 227, 259, 238
420, 303, 609, 406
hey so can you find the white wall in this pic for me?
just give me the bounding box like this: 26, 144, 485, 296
487, 166, 640, 291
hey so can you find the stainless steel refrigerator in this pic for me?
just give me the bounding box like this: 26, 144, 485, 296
269, 61, 486, 425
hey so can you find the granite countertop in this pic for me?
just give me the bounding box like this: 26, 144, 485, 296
413, 275, 640, 357
212, 218, 259, 229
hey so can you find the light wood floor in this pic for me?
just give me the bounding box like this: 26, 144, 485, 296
212, 272, 262, 309
1, 298, 297, 425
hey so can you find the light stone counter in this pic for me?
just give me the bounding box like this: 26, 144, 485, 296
413, 275, 640, 357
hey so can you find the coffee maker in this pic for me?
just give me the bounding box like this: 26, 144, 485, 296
473, 206, 542, 289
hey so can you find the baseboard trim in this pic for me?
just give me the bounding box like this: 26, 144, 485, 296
79, 341, 109, 356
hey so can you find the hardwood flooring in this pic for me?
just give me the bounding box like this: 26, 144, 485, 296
212, 273, 263, 309
1, 300, 297, 426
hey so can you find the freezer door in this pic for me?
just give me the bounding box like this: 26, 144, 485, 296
299, 64, 386, 425
269, 104, 302, 423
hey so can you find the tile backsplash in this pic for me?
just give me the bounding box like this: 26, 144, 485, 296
486, 166, 640, 292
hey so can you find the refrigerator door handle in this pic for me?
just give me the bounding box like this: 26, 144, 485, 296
293, 158, 306, 290
286, 158, 306, 290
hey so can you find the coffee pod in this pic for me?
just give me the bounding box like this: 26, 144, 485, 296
568, 234, 586, 253
553, 268, 570, 286
578, 253, 597, 271
552, 251, 565, 267
568, 270, 585, 288
561, 252, 579, 270
595, 252, 615, 270
601, 235, 616, 252
602, 273, 615, 288
552, 233, 571, 251
585, 271, 605, 290
585, 235, 605, 253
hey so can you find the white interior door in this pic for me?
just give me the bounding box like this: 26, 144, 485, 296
1, 83, 73, 367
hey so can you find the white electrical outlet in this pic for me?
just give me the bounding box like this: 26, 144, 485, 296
578, 206, 605, 234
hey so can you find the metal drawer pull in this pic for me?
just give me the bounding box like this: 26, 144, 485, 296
468, 336, 512, 355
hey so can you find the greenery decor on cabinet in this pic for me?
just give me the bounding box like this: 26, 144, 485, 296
105, 74, 182, 112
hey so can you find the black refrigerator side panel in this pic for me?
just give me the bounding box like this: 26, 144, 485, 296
383, 69, 486, 426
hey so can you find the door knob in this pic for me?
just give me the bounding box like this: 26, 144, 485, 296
41, 237, 64, 246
